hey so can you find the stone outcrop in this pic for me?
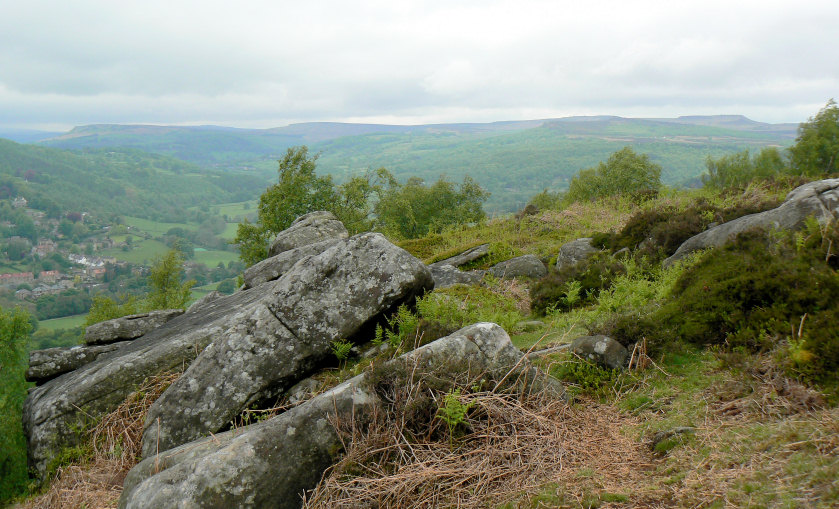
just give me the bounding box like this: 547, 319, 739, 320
665, 178, 839, 266
83, 309, 184, 345
488, 254, 547, 279
242, 238, 340, 289
119, 323, 553, 509
268, 211, 348, 257
570, 335, 628, 370
24, 291, 267, 477
25, 342, 130, 385
556, 238, 599, 271
430, 243, 489, 268
23, 228, 431, 478
140, 233, 433, 457
429, 264, 486, 288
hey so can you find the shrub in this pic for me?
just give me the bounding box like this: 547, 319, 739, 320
530, 253, 625, 315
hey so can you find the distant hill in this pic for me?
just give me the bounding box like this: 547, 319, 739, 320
0, 139, 269, 221
38, 116, 799, 212
0, 128, 62, 143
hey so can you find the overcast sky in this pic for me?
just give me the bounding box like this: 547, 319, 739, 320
1, 0, 837, 131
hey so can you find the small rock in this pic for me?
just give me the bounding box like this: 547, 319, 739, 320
429, 264, 485, 288
488, 254, 547, 279
430, 244, 490, 268
569, 335, 628, 370
556, 238, 599, 271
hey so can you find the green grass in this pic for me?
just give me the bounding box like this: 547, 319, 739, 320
38, 314, 87, 331
219, 222, 239, 240
193, 249, 239, 267
211, 200, 257, 218
100, 238, 171, 265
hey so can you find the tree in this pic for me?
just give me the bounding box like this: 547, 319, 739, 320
0, 307, 32, 501
790, 99, 839, 175
85, 250, 194, 326
566, 147, 661, 203
235, 146, 340, 265
702, 147, 787, 189
145, 250, 195, 310
373, 169, 489, 240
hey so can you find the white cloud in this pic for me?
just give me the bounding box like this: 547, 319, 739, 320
0, 0, 837, 129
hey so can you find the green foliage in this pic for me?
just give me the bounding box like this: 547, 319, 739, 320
236, 147, 489, 264
372, 169, 489, 240
85, 250, 194, 326
373, 304, 422, 351
0, 140, 267, 223
235, 146, 340, 265
702, 147, 788, 189
145, 250, 195, 310
416, 283, 525, 333
84, 295, 140, 327
790, 99, 839, 175
527, 189, 563, 211
566, 147, 661, 203
550, 356, 622, 399
592, 194, 781, 262
530, 253, 626, 315
436, 388, 475, 444
0, 307, 32, 502
330, 338, 354, 367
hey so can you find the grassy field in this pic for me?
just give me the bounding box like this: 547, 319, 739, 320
39, 313, 87, 331
101, 238, 171, 265
124, 216, 196, 235
193, 248, 239, 267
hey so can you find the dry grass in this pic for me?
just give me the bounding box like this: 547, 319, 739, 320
17, 371, 181, 509
304, 387, 655, 509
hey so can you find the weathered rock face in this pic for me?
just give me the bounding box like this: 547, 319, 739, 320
268, 210, 348, 257
665, 178, 839, 266
119, 323, 545, 509
23, 289, 270, 477
430, 243, 489, 268
25, 342, 130, 385
429, 264, 485, 288
84, 309, 184, 345
489, 254, 547, 279
140, 233, 434, 457
242, 238, 340, 289
556, 238, 599, 271
570, 335, 628, 370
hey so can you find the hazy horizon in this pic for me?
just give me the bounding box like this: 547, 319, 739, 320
2, 1, 836, 131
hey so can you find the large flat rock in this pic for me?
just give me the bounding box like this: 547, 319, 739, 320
140, 233, 434, 456
665, 178, 839, 266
